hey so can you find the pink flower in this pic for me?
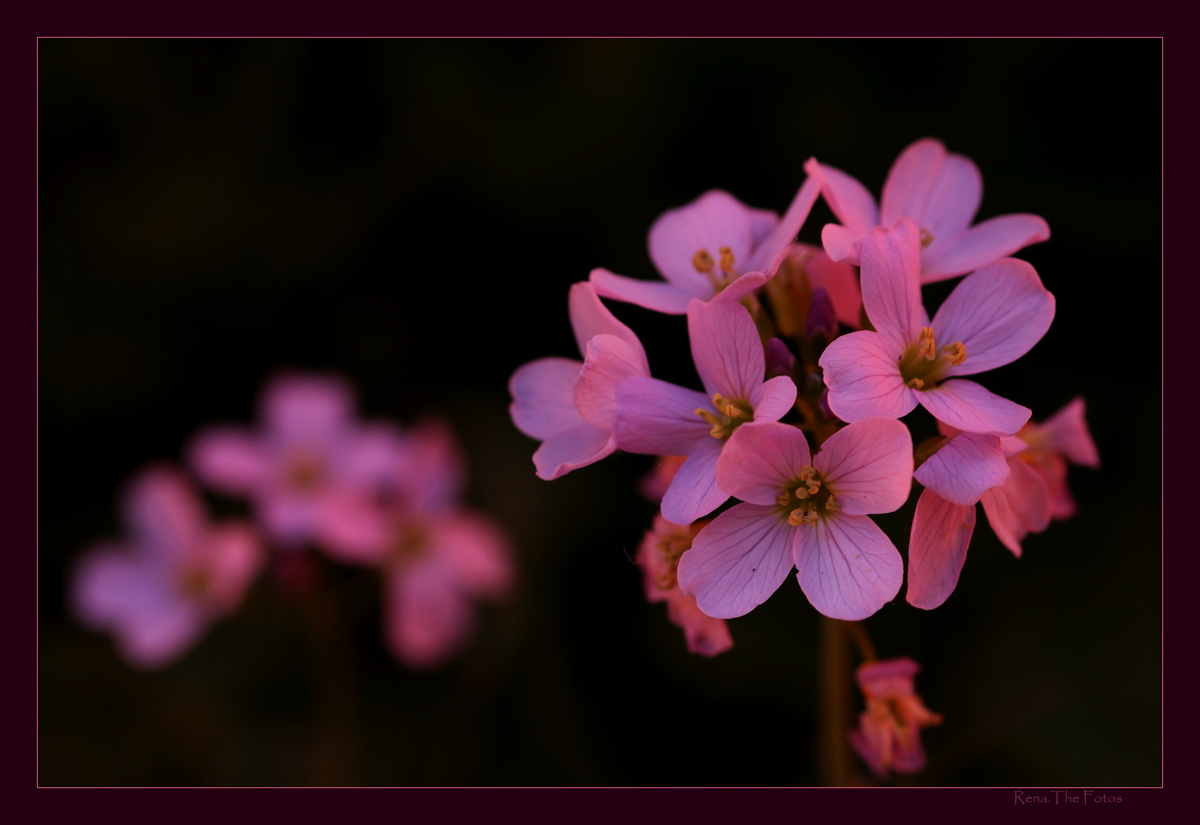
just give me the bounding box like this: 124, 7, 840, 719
636, 515, 733, 658
589, 177, 820, 314
676, 418, 913, 621
819, 219, 1055, 437
509, 282, 650, 480
70, 466, 264, 669
187, 372, 402, 552
320, 418, 513, 670
806, 138, 1050, 284
849, 658, 943, 779
606, 280, 797, 524
1011, 396, 1100, 520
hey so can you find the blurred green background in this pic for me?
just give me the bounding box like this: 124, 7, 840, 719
39, 39, 1161, 786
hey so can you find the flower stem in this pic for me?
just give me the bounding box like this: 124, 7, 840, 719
817, 616, 861, 786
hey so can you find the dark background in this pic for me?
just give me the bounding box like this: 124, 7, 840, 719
38, 39, 1161, 787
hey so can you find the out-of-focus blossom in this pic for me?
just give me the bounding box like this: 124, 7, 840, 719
636, 515, 732, 657
639, 455, 687, 503
509, 282, 650, 480
676, 418, 912, 621
70, 466, 264, 669
849, 658, 943, 779
320, 418, 513, 670
590, 177, 820, 314
1009, 396, 1100, 520
609, 283, 797, 525
819, 219, 1054, 436
187, 372, 402, 552
806, 138, 1050, 283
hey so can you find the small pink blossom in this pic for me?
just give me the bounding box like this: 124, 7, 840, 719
70, 466, 264, 669
849, 658, 943, 779
636, 515, 733, 657
806, 137, 1050, 284
676, 418, 913, 621
509, 282, 650, 480
187, 372, 402, 552
589, 177, 820, 314
819, 218, 1055, 437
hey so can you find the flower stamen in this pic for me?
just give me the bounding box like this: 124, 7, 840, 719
718, 246, 737, 275
692, 249, 715, 274
919, 228, 935, 248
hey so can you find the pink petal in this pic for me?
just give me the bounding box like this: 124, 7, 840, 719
859, 219, 926, 353
818, 331, 916, 423
649, 190, 774, 289
392, 417, 467, 512
258, 490, 319, 544
687, 298, 764, 401
261, 373, 354, 445
612, 376, 713, 456
335, 422, 405, 491
821, 223, 865, 266
713, 269, 771, 304
588, 268, 702, 315
804, 248, 863, 329
794, 512, 903, 620
933, 258, 1055, 377
508, 357, 586, 440
717, 421, 811, 506
1038, 397, 1100, 468
804, 157, 879, 237
881, 139, 981, 240
744, 174, 821, 274
310, 490, 392, 563
980, 458, 1053, 557
532, 424, 615, 481
573, 334, 651, 430
187, 427, 270, 496
429, 511, 514, 598
386, 568, 474, 669
198, 522, 265, 612
813, 418, 914, 516
660, 439, 729, 525
917, 379, 1031, 436
921, 214, 1052, 283
676, 502, 796, 619
748, 374, 799, 423
568, 280, 649, 361
664, 590, 734, 657
913, 431, 1010, 506
906, 489, 976, 610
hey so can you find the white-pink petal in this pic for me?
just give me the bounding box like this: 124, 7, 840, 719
1038, 397, 1100, 468
660, 439, 728, 525
748, 375, 799, 423
813, 418, 913, 516
819, 331, 916, 423
612, 376, 713, 456
716, 421, 811, 506
794, 513, 903, 621
568, 280, 649, 358
649, 190, 775, 289
805, 157, 879, 238
574, 334, 652, 430
881, 139, 982, 241
508, 357, 587, 441
532, 424, 615, 481
187, 427, 270, 497
913, 431, 1010, 506
687, 298, 763, 401
921, 214, 1051, 283
859, 219, 926, 353
980, 458, 1052, 557
917, 379, 1031, 436
588, 268, 703, 315
744, 175, 821, 274
906, 489, 976, 610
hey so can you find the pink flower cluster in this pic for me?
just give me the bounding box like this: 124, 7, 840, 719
70, 372, 512, 671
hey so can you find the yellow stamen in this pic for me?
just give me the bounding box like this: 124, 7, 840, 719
907, 377, 925, 390
918, 327, 937, 360
718, 246, 737, 275
692, 249, 715, 273
943, 341, 967, 366
919, 228, 935, 248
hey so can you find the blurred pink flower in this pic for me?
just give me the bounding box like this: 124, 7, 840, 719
187, 372, 402, 552
70, 466, 264, 669
590, 177, 820, 314
806, 137, 1050, 284
636, 515, 732, 657
849, 658, 943, 779
819, 219, 1055, 437
676, 418, 912, 621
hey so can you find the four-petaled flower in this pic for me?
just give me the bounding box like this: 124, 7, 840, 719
849, 657, 943, 779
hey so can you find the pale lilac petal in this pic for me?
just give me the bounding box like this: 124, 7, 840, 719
386, 568, 474, 669
717, 421, 811, 506
121, 467, 204, 561
588, 268, 702, 315
921, 214, 1052, 283
567, 280, 649, 360
804, 157, 879, 237
819, 331, 916, 423
913, 431, 1010, 506
660, 439, 728, 525
613, 376, 713, 456
906, 489, 976, 610
676, 502, 796, 619
574, 334, 651, 429
859, 219, 925, 352
649, 190, 772, 288
744, 175, 821, 274
430, 511, 514, 598
917, 379, 1031, 436
187, 427, 270, 496
813, 418, 913, 515
933, 258, 1055, 376
881, 140, 982, 239
980, 458, 1053, 557
794, 513, 903, 620
687, 298, 763, 400
1038, 397, 1100, 467
532, 424, 615, 481
261, 373, 354, 445
508, 357, 586, 440
748, 375, 798, 423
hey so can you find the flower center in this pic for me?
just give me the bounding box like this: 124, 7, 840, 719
389, 520, 428, 566
695, 393, 753, 439
286, 450, 326, 491
653, 531, 693, 591
919, 228, 935, 248
778, 465, 840, 526
176, 566, 210, 600
692, 246, 740, 293
897, 326, 966, 390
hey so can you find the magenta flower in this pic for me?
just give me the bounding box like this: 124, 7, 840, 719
319, 418, 513, 670
607, 282, 797, 524
509, 282, 650, 480
819, 218, 1055, 436
187, 372, 402, 552
806, 137, 1050, 284
636, 515, 733, 658
70, 466, 264, 669
589, 176, 820, 314
849, 658, 943, 780
676, 418, 913, 621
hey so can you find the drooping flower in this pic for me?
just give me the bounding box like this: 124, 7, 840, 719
187, 372, 402, 552
676, 418, 912, 621
589, 176, 820, 314
318, 418, 513, 670
509, 282, 650, 480
819, 218, 1055, 436
605, 278, 797, 525
636, 515, 732, 658
806, 138, 1050, 284
849, 658, 943, 779
70, 466, 264, 669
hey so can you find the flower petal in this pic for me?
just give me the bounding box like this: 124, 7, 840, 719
664, 590, 734, 657
717, 421, 811, 506
532, 424, 615, 481
813, 418, 914, 515
676, 502, 796, 619
906, 489, 976, 609
187, 427, 270, 497
980, 457, 1052, 557
660, 439, 729, 525
261, 373, 354, 445
429, 511, 514, 598
121, 467, 205, 561
921, 214, 1051, 283
819, 331, 916, 423
649, 190, 774, 289
613, 376, 713, 456
508, 357, 586, 440
687, 298, 764, 401
913, 431, 1010, 506
588, 268, 702, 315
386, 567, 474, 670
917, 379, 1031, 436
1037, 397, 1100, 468
794, 513, 903, 620
748, 374, 799, 423
568, 280, 649, 363
744, 175, 821, 274
881, 139, 981, 240
574, 334, 652, 429
859, 219, 925, 352
804, 157, 879, 237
